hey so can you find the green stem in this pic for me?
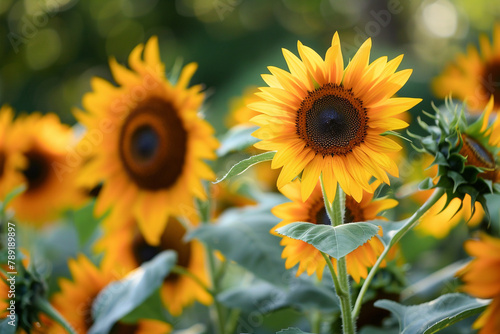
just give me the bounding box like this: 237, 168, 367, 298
352, 188, 445, 319
35, 297, 76, 334
320, 177, 355, 334
206, 246, 226, 334
311, 309, 321, 334
198, 193, 226, 334
224, 308, 241, 334
171, 265, 213, 295
321, 252, 353, 334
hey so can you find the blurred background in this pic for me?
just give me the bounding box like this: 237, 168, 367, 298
2, 1, 500, 331
1, 0, 499, 134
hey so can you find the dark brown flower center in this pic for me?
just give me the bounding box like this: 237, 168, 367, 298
482, 60, 500, 108
22, 150, 50, 192
132, 217, 192, 283
119, 97, 187, 190
460, 134, 497, 180
309, 195, 365, 225
344, 196, 365, 223
109, 322, 140, 334
296, 83, 368, 156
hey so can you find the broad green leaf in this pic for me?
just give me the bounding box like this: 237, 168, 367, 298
215, 151, 275, 184
187, 196, 291, 286
119, 288, 172, 323
277, 328, 312, 334
275, 222, 380, 259
375, 293, 489, 334
218, 277, 339, 313
0, 316, 16, 334
89, 251, 177, 334
71, 199, 103, 246
217, 125, 259, 156
0, 185, 26, 212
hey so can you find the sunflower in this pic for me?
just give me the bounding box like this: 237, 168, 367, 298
96, 216, 212, 316
5, 112, 85, 225
457, 233, 500, 333
0, 105, 24, 200
414, 97, 500, 221
272, 179, 397, 283
50, 255, 171, 334
433, 24, 500, 112
75, 36, 218, 245
250, 32, 421, 203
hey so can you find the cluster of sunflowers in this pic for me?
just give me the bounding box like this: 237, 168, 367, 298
1, 22, 500, 334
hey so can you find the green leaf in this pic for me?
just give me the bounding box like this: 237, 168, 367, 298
215, 151, 275, 184
89, 251, 177, 334
375, 293, 489, 334
71, 200, 103, 246
277, 328, 312, 334
0, 316, 17, 334
187, 196, 290, 286
217, 125, 259, 156
119, 288, 173, 323
0, 185, 26, 212
382, 130, 412, 143
275, 222, 380, 259
418, 178, 435, 191
218, 277, 339, 313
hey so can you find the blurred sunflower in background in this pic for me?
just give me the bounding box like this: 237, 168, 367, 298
433, 24, 500, 112
272, 179, 397, 283
0, 106, 24, 200
75, 36, 219, 245
50, 255, 172, 334
96, 216, 212, 316
5, 112, 85, 225
457, 233, 500, 333
251, 32, 421, 203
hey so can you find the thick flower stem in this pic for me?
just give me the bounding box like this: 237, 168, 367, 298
352, 188, 445, 319
320, 177, 355, 334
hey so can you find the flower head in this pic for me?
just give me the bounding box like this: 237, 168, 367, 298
412, 97, 500, 218
251, 32, 420, 203
96, 216, 212, 316
272, 180, 397, 283
50, 255, 172, 333
5, 112, 85, 224
75, 36, 218, 245
433, 24, 500, 113
457, 233, 500, 333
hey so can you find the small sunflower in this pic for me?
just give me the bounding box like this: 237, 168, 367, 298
6, 112, 85, 225
96, 216, 212, 316
75, 36, 218, 245
433, 24, 500, 112
272, 180, 397, 283
457, 233, 500, 333
50, 255, 171, 334
413, 97, 500, 217
251, 32, 421, 203
0, 105, 24, 200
